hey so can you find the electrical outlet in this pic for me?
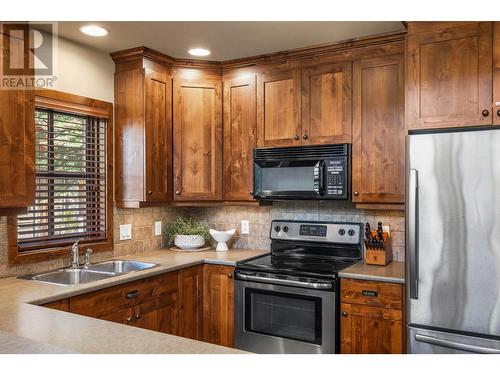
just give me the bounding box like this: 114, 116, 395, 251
241, 220, 250, 235
154, 221, 162, 236
119, 224, 132, 240
382, 225, 390, 237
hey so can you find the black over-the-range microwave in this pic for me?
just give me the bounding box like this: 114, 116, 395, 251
252, 144, 350, 200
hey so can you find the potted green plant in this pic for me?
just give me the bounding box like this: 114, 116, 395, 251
164, 217, 211, 250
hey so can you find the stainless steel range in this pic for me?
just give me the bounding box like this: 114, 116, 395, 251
234, 220, 362, 354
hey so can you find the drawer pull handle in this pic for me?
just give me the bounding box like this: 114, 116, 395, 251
126, 316, 133, 323
126, 290, 139, 299
134, 313, 141, 320
362, 290, 378, 297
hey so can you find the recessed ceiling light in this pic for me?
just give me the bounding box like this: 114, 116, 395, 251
80, 25, 109, 37
188, 48, 211, 57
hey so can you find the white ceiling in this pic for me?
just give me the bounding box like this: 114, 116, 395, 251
44, 21, 405, 61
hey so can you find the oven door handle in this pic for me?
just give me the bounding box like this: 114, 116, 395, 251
236, 273, 333, 290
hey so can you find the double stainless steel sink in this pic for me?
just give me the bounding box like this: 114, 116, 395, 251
20, 260, 158, 286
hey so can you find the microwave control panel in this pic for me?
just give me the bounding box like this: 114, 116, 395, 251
324, 158, 347, 198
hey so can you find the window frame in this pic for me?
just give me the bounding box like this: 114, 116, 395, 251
8, 89, 114, 265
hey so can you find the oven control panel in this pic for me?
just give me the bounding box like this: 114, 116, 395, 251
270, 220, 361, 245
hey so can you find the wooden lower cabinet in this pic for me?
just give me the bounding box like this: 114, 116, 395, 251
45, 265, 235, 348
340, 278, 404, 354
178, 265, 203, 340
202, 264, 235, 347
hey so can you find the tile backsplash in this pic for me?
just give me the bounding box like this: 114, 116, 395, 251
0, 200, 405, 279
184, 201, 405, 261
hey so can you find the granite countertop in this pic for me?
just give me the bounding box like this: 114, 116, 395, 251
0, 248, 267, 354
339, 260, 405, 284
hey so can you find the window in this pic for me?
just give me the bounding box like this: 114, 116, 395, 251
8, 90, 113, 263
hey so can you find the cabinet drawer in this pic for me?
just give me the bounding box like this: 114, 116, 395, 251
70, 271, 178, 317
340, 278, 402, 310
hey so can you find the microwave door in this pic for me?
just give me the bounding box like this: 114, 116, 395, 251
254, 160, 323, 199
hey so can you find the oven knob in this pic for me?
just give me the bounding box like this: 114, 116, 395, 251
282, 226, 289, 233
338, 229, 345, 236
348, 229, 355, 236
274, 226, 281, 232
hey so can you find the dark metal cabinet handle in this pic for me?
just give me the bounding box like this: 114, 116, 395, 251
126, 316, 133, 323
353, 191, 359, 196
134, 313, 141, 320
497, 109, 500, 117
482, 109, 490, 117
303, 134, 308, 140
147, 190, 152, 195
227, 274, 233, 279
362, 290, 378, 297
126, 290, 139, 299
342, 311, 348, 318
294, 135, 300, 140
175, 190, 181, 195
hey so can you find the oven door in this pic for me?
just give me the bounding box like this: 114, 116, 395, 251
234, 278, 336, 354
253, 159, 324, 199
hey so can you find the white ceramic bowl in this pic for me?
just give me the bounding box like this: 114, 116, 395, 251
174, 234, 205, 249
209, 229, 236, 251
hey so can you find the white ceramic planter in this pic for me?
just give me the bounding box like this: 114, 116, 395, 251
174, 234, 205, 250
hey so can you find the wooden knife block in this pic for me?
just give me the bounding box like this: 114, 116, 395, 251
365, 231, 392, 266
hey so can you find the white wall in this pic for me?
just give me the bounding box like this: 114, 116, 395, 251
38, 33, 114, 103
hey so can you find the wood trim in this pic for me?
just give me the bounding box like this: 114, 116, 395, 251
355, 203, 404, 211
222, 31, 406, 70
8, 90, 114, 265
169, 200, 270, 207
109, 32, 406, 74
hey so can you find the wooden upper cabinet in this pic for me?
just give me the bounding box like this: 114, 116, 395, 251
144, 68, 172, 202
173, 77, 222, 201
257, 70, 301, 147
0, 25, 35, 209
301, 61, 352, 144
494, 22, 500, 125
352, 54, 405, 204
223, 75, 257, 201
407, 22, 493, 130
114, 61, 172, 208
202, 264, 235, 348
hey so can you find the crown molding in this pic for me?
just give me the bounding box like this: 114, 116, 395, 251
110, 30, 406, 72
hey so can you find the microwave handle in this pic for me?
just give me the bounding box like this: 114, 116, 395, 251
318, 161, 325, 194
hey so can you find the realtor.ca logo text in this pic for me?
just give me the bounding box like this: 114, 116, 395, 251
0, 22, 58, 90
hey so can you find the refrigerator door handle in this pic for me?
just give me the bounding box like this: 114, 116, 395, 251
408, 169, 419, 299
415, 334, 500, 354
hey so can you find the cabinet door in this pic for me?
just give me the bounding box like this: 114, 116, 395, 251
301, 62, 352, 144
144, 68, 171, 202
178, 265, 202, 340
494, 22, 500, 125
156, 292, 179, 335
223, 75, 257, 201
173, 78, 222, 201
257, 70, 301, 147
407, 22, 493, 130
352, 54, 405, 204
202, 265, 234, 347
340, 303, 403, 354
0, 28, 35, 208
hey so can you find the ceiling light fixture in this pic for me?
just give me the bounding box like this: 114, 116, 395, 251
188, 48, 211, 57
80, 25, 109, 37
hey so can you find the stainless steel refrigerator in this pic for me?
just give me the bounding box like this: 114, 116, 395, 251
406, 129, 500, 354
